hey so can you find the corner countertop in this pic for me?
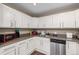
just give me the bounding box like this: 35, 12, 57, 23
39, 35, 79, 42
0, 36, 33, 48
0, 35, 79, 48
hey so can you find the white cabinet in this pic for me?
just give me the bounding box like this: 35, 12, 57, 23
14, 11, 22, 28
38, 17, 46, 28
43, 15, 53, 28
0, 4, 23, 28
66, 41, 77, 55
35, 37, 42, 50
27, 18, 33, 28
17, 40, 28, 55
22, 14, 29, 28
35, 37, 50, 54
52, 11, 76, 28
74, 9, 79, 28
0, 44, 17, 55
52, 14, 61, 28
1, 48, 16, 55
28, 18, 38, 28
0, 4, 33, 28
0, 37, 50, 55
0, 4, 78, 28
41, 38, 50, 54
61, 11, 75, 28
2, 6, 12, 28
76, 42, 79, 55
0, 4, 15, 28
27, 38, 35, 54
37, 11, 76, 28
17, 38, 36, 55
32, 18, 39, 28
0, 4, 3, 27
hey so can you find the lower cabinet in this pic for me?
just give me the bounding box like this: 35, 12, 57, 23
0, 37, 50, 55
0, 44, 17, 55
1, 48, 16, 55
17, 40, 29, 55
35, 37, 50, 55
76, 42, 79, 55
41, 38, 50, 54
66, 41, 77, 55
27, 38, 35, 54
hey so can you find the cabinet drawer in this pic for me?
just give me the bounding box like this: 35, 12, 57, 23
0, 44, 16, 52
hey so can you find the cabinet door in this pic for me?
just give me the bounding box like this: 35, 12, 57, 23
0, 44, 17, 55
0, 4, 3, 27
35, 37, 42, 50
61, 11, 75, 28
28, 18, 33, 28
66, 41, 77, 55
75, 9, 79, 28
32, 18, 38, 28
52, 14, 61, 28
14, 11, 22, 28
35, 37, 50, 54
2, 48, 16, 55
76, 42, 79, 55
18, 40, 28, 55
38, 18, 46, 28
2, 4, 15, 28
28, 38, 35, 54
41, 38, 50, 54
29, 18, 36, 28
22, 14, 29, 28
44, 15, 53, 28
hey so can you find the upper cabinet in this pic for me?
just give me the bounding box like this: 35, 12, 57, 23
66, 41, 77, 55
37, 11, 76, 28
0, 4, 32, 28
52, 14, 61, 28
38, 15, 53, 28
60, 11, 76, 28
22, 14, 29, 28
38, 17, 47, 28
0, 4, 79, 28
43, 15, 53, 28
14, 11, 22, 28
0, 4, 15, 28
28, 17, 38, 28
74, 9, 79, 28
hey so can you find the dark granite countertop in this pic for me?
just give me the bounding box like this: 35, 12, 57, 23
39, 35, 79, 42
0, 35, 79, 48
0, 36, 33, 48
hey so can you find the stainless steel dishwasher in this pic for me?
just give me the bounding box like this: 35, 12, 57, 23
50, 38, 66, 55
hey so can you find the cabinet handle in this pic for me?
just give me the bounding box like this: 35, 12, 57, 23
75, 20, 76, 28
14, 20, 16, 27
40, 40, 43, 47
67, 42, 69, 49
60, 23, 61, 28
62, 22, 64, 28
10, 22, 12, 27
27, 42, 28, 48
10, 21, 13, 27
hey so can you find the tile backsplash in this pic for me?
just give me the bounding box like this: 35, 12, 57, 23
0, 28, 78, 35
0, 28, 31, 34
37, 29, 79, 34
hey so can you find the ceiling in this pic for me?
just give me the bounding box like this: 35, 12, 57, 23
3, 3, 79, 17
